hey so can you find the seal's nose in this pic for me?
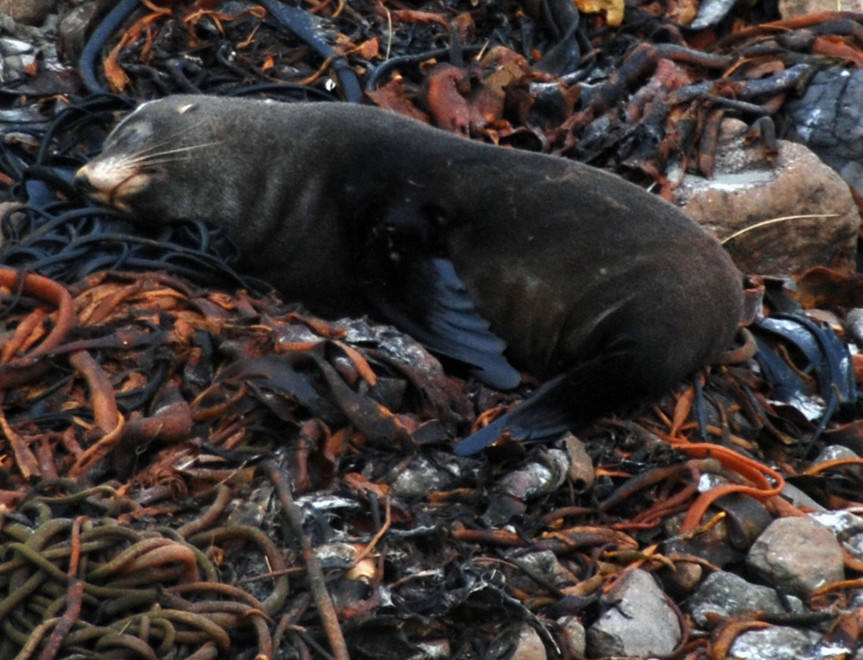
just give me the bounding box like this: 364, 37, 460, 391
73, 166, 95, 194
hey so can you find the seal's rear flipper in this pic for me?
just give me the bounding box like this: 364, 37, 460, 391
454, 342, 646, 456
366, 255, 522, 391
454, 373, 574, 456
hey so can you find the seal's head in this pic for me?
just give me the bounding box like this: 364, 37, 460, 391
75, 98, 221, 220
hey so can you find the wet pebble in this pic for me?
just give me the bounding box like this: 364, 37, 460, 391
746, 516, 845, 597
389, 452, 464, 499
811, 509, 863, 564
556, 616, 586, 657
729, 625, 823, 660
688, 571, 805, 628
586, 569, 681, 657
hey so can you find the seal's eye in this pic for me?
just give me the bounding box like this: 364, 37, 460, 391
108, 122, 152, 149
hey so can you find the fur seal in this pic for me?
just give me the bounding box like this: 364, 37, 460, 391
75, 95, 743, 455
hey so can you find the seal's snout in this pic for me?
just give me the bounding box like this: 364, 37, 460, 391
73, 166, 96, 195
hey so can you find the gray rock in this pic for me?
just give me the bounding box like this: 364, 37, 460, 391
506, 550, 580, 592
813, 446, 863, 481
673, 119, 861, 275
389, 453, 462, 499
786, 68, 863, 197
746, 516, 845, 597
814, 444, 861, 464
586, 569, 681, 658
729, 626, 821, 660
688, 571, 804, 629
811, 510, 863, 565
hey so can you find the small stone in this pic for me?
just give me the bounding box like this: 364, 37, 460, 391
0, 0, 56, 26
780, 482, 827, 513
746, 516, 845, 597
811, 510, 863, 565
586, 569, 681, 658
506, 550, 580, 592
813, 446, 863, 483
688, 571, 804, 629
557, 616, 586, 657
786, 68, 863, 198
729, 626, 822, 660
389, 453, 461, 499
509, 625, 546, 660
660, 560, 703, 596
673, 119, 861, 275
814, 444, 861, 463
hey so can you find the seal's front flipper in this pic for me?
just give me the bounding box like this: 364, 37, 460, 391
360, 199, 521, 391
366, 255, 522, 390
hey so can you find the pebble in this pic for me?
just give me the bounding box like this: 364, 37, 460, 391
556, 616, 586, 657
811, 509, 863, 564
509, 625, 546, 660
586, 569, 681, 657
688, 571, 804, 629
812, 445, 863, 480
729, 626, 824, 660
483, 448, 569, 525
0, 0, 56, 26
746, 516, 845, 597
389, 453, 463, 499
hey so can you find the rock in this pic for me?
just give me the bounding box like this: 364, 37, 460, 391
505, 550, 580, 593
673, 119, 861, 275
729, 626, 822, 660
811, 510, 863, 565
488, 624, 547, 660
557, 616, 587, 657
586, 569, 681, 657
746, 516, 845, 597
780, 481, 828, 514
663, 511, 746, 569
813, 445, 863, 480
57, 0, 114, 62
509, 625, 546, 660
779, 0, 863, 20
389, 453, 463, 499
483, 448, 569, 525
0, 0, 56, 26
785, 68, 863, 198
688, 571, 805, 629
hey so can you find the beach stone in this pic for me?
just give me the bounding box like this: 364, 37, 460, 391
746, 516, 845, 597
